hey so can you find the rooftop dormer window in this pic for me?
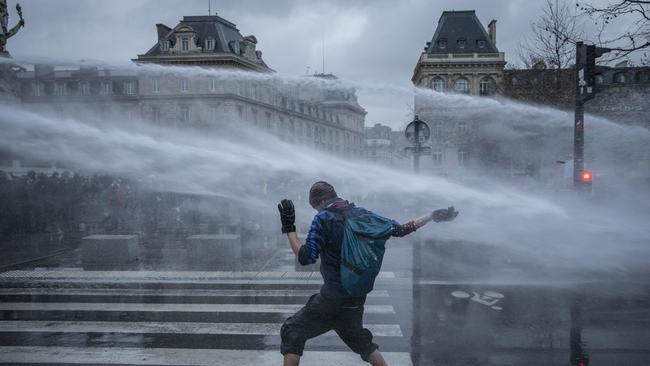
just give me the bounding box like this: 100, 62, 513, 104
457, 39, 467, 49
477, 40, 486, 49
181, 38, 190, 52
160, 40, 169, 52
437, 39, 447, 49
205, 38, 215, 51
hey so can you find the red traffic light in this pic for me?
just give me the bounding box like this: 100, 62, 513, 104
581, 171, 592, 182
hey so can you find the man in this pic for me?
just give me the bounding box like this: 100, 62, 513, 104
277, 181, 458, 366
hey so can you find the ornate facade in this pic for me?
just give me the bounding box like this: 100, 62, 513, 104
7, 14, 366, 174
410, 10, 505, 174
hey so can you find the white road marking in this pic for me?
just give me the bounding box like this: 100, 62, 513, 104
0, 270, 395, 280
0, 288, 390, 297
0, 347, 414, 365
0, 320, 403, 337
1, 278, 328, 285
0, 302, 395, 314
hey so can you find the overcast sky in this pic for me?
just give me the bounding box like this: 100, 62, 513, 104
6, 0, 628, 127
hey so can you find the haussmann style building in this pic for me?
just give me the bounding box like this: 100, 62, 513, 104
4, 13, 367, 174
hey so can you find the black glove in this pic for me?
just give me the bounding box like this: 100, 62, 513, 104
433, 206, 459, 222
277, 199, 296, 233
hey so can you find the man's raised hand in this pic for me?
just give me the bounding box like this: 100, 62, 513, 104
278, 199, 296, 233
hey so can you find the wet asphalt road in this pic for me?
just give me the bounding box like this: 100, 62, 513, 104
0, 239, 649, 365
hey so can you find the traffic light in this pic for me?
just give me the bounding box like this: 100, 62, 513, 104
577, 43, 611, 102
578, 170, 593, 192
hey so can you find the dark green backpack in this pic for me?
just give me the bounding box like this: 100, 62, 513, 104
331, 208, 394, 297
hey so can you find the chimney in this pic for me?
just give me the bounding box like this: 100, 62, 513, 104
156, 23, 172, 41
488, 19, 497, 47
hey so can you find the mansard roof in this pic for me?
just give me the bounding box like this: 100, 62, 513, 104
137, 14, 271, 71
425, 10, 498, 54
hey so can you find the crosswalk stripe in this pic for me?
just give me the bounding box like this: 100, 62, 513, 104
0, 346, 414, 365
0, 270, 396, 280
0, 302, 395, 314
0, 278, 327, 285
0, 320, 403, 337
0, 288, 390, 297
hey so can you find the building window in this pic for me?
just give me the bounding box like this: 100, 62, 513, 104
454, 78, 470, 94
160, 41, 169, 51
152, 106, 160, 123
152, 79, 159, 93
209, 78, 217, 92
205, 38, 215, 51
210, 105, 219, 121
457, 39, 467, 49
125, 81, 136, 95
432, 146, 443, 166
595, 75, 605, 85
102, 81, 112, 95
432, 121, 443, 139
80, 82, 90, 96
181, 38, 190, 52
479, 77, 492, 95
181, 79, 189, 92
458, 121, 468, 134
477, 40, 486, 48
180, 105, 190, 122
458, 148, 469, 166
55, 82, 66, 96
437, 39, 447, 49
431, 77, 445, 92
32, 82, 43, 96
634, 71, 645, 83
613, 72, 626, 83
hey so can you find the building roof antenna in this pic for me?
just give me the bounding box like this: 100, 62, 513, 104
321, 35, 325, 74
208, 0, 211, 15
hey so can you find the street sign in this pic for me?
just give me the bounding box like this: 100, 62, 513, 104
405, 118, 431, 144
405, 146, 432, 155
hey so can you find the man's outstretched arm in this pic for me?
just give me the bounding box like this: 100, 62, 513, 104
392, 206, 459, 237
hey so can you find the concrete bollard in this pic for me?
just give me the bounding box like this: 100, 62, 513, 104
81, 234, 139, 270
186, 234, 242, 264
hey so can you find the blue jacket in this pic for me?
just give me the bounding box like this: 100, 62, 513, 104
298, 199, 414, 299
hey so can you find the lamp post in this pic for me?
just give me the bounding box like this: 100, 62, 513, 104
404, 115, 431, 174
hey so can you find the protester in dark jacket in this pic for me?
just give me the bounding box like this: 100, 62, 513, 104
277, 181, 458, 366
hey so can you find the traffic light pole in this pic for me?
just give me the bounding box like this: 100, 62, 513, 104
573, 41, 610, 192
573, 87, 585, 190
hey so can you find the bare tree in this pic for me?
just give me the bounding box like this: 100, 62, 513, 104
517, 0, 583, 70
514, 0, 582, 107
578, 0, 650, 60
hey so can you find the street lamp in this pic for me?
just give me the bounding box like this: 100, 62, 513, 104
404, 115, 431, 173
